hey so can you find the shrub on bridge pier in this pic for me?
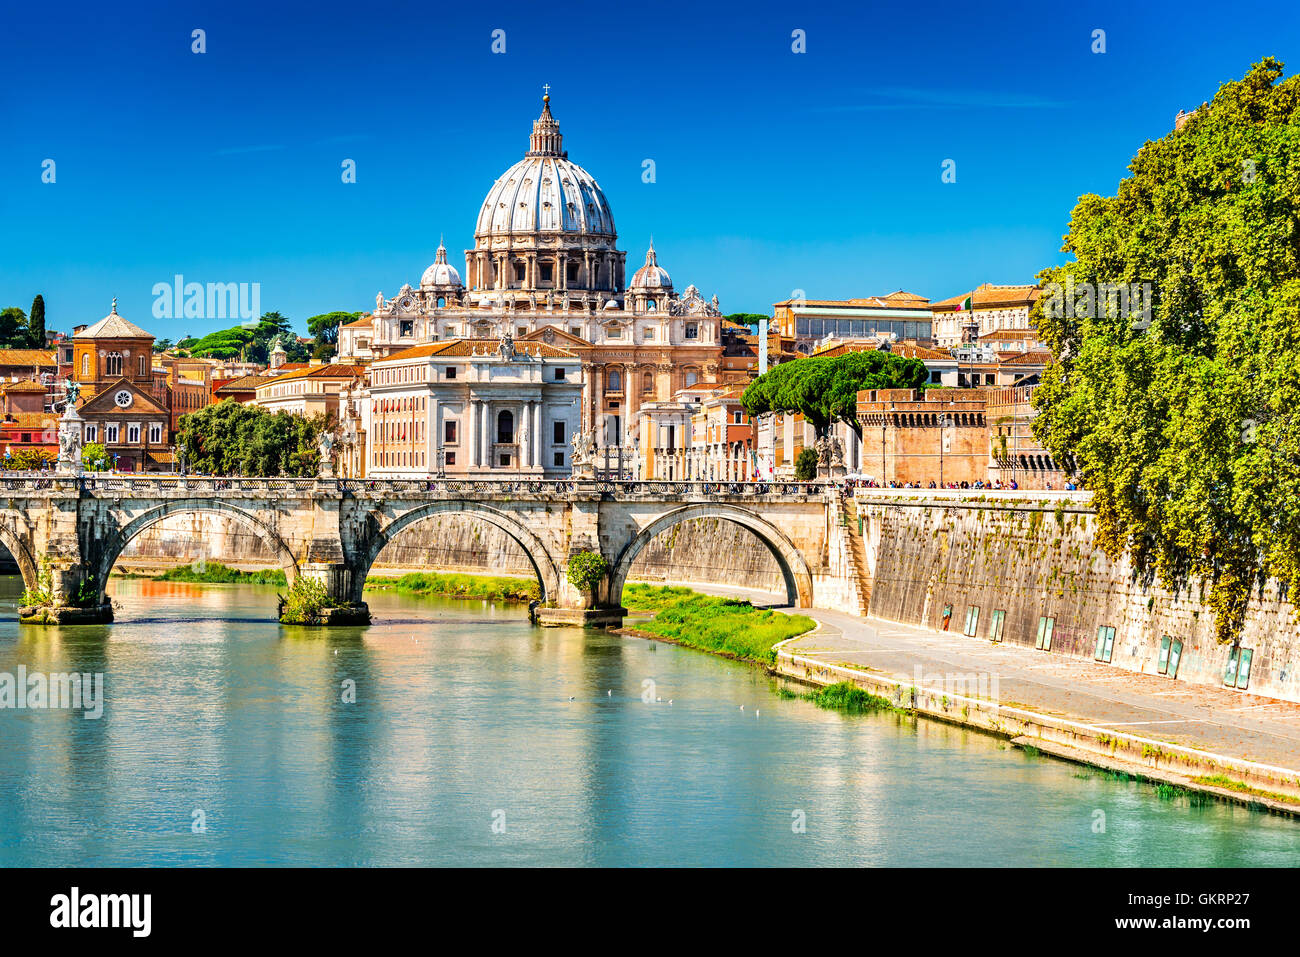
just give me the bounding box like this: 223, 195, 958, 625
279, 578, 340, 624
566, 551, 610, 597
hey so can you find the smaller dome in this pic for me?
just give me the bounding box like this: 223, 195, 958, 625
421, 240, 463, 290
630, 239, 671, 289
602, 299, 620, 310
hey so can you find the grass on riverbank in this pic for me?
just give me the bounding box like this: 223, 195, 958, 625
151, 562, 288, 585
621, 583, 814, 665
363, 571, 540, 603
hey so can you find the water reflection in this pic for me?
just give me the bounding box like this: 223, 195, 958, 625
0, 576, 1296, 866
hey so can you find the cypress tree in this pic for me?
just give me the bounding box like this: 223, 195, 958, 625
29, 294, 46, 348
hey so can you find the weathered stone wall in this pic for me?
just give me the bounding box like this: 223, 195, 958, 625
118, 511, 787, 593
859, 494, 1300, 702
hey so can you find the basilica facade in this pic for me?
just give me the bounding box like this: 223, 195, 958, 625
336, 92, 726, 452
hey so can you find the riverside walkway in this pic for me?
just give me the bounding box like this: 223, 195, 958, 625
674, 582, 1300, 807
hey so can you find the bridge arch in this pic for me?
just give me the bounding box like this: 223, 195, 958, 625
608, 504, 814, 609
95, 499, 300, 601
0, 519, 39, 594
354, 501, 561, 605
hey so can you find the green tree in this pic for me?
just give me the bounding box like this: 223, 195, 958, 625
794, 446, 819, 481
177, 400, 326, 477
1030, 58, 1300, 644
741, 349, 928, 438
82, 442, 109, 471
29, 295, 45, 347
306, 311, 360, 348
0, 308, 29, 348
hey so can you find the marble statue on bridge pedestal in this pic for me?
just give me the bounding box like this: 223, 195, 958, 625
57, 380, 84, 474
317, 428, 337, 479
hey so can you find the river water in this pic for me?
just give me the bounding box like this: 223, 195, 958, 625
0, 576, 1296, 866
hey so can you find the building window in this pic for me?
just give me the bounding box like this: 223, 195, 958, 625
84, 425, 97, 442
644, 326, 656, 339
540, 263, 553, 282
445, 421, 457, 443
554, 451, 564, 467
106, 352, 122, 376
685, 323, 698, 339
148, 423, 162, 444
105, 424, 119, 443
498, 453, 510, 467
399, 320, 413, 337
80, 354, 89, 377
445, 452, 455, 465
514, 263, 525, 282
497, 409, 514, 444
126, 424, 140, 444
1094, 625, 1116, 663
567, 262, 579, 283
1036, 616, 1055, 651
436, 296, 446, 308
569, 327, 582, 337
64, 347, 73, 362
554, 367, 566, 381
606, 370, 621, 392
607, 325, 622, 339
138, 355, 147, 377
553, 421, 564, 444
963, 605, 980, 637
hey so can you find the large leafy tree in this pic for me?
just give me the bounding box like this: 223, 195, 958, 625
306, 311, 360, 347
741, 349, 928, 437
1031, 58, 1300, 644
176, 400, 326, 476
0, 307, 30, 347
185, 311, 309, 363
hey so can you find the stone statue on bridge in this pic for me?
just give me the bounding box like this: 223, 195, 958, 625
317, 428, 337, 479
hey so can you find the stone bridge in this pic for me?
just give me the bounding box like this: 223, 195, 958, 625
0, 474, 842, 625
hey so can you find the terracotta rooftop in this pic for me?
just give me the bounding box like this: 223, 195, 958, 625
932, 283, 1040, 311
0, 380, 49, 392
341, 316, 374, 329
261, 363, 367, 383
999, 350, 1054, 366
0, 349, 57, 367
774, 291, 931, 310
215, 374, 279, 392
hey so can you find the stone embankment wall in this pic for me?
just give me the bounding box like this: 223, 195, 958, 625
116, 511, 786, 593
858, 493, 1300, 702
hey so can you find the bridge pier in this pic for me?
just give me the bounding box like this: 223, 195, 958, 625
287, 562, 371, 626
18, 558, 114, 625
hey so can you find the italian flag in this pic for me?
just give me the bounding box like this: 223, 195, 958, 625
955, 295, 973, 312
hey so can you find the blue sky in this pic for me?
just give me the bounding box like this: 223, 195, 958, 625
1, 0, 1295, 341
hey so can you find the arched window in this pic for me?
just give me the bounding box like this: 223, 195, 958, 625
106, 352, 122, 376
685, 369, 698, 387
497, 409, 514, 444
81, 354, 89, 377
607, 370, 621, 392
436, 297, 446, 308
646, 300, 657, 313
